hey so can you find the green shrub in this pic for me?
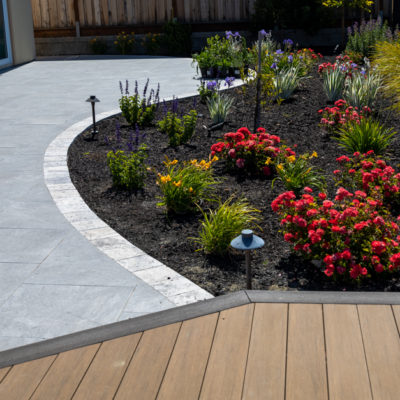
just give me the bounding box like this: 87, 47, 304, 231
162, 18, 192, 56
89, 37, 108, 54
207, 93, 234, 125
343, 70, 381, 109
119, 79, 159, 127
373, 39, 400, 113
107, 145, 148, 190
194, 197, 261, 256
158, 99, 197, 146
273, 152, 326, 196
157, 157, 219, 214
114, 32, 135, 55
335, 118, 396, 154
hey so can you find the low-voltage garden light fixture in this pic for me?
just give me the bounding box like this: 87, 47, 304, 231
231, 229, 265, 290
86, 95, 100, 140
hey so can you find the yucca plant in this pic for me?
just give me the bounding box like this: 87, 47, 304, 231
207, 93, 234, 125
373, 40, 400, 113
335, 118, 396, 154
194, 197, 261, 257
343, 71, 382, 109
273, 153, 326, 196
322, 67, 347, 102
273, 65, 302, 101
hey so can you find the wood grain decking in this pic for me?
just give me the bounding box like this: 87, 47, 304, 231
1, 300, 400, 399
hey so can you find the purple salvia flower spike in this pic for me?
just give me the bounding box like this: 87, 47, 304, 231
125, 80, 129, 95
119, 81, 123, 95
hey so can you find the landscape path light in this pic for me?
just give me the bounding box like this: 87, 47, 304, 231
230, 229, 265, 290
86, 95, 100, 140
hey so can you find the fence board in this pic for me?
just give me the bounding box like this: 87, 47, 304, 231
31, 0, 42, 27
32, 0, 256, 30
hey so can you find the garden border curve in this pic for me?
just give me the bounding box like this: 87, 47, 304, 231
43, 96, 215, 308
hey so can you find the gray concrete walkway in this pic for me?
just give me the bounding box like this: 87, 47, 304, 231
0, 56, 205, 351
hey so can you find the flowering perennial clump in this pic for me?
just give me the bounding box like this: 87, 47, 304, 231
210, 127, 295, 176
318, 99, 371, 131
272, 186, 400, 280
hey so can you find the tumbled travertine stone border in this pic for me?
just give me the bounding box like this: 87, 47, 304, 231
44, 105, 213, 307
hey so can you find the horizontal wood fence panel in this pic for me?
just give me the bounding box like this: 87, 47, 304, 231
31, 0, 256, 29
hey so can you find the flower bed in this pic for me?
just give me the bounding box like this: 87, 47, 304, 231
68, 56, 400, 295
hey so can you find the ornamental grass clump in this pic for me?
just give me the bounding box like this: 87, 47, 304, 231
273, 152, 326, 196
210, 127, 295, 177
271, 186, 400, 281
343, 70, 382, 109
322, 66, 347, 102
158, 98, 197, 147
107, 144, 148, 191
207, 93, 234, 125
194, 197, 261, 256
335, 118, 396, 155
119, 79, 159, 127
156, 157, 219, 214
272, 65, 303, 101
373, 39, 400, 113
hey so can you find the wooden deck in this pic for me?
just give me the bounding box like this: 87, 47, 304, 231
1, 293, 400, 399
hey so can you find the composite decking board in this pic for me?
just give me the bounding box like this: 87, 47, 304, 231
324, 304, 373, 400
71, 333, 141, 400
0, 355, 56, 400
157, 313, 219, 400
358, 305, 400, 400
285, 304, 328, 400
199, 304, 254, 400
114, 322, 181, 400
30, 344, 100, 400
242, 303, 287, 400
0, 367, 10, 383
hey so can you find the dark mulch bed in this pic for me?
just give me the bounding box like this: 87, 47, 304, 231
68, 62, 400, 295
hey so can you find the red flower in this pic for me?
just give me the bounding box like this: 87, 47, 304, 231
371, 241, 386, 255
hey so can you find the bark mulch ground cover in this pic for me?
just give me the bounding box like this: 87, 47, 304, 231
68, 61, 400, 295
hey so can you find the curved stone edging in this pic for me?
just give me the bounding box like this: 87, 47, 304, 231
43, 104, 214, 307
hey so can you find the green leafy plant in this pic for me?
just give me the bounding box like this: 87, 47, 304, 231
322, 67, 347, 102
335, 118, 396, 154
207, 93, 234, 125
119, 79, 160, 127
162, 18, 192, 56
114, 32, 135, 55
156, 157, 219, 214
107, 145, 148, 190
194, 197, 261, 256
197, 80, 218, 103
373, 39, 400, 113
343, 70, 382, 109
273, 152, 326, 196
158, 98, 197, 147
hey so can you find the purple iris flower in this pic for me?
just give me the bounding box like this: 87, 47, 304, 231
271, 63, 278, 70
351, 63, 358, 68
288, 55, 293, 63
360, 69, 366, 75
226, 31, 233, 39
259, 29, 267, 37
276, 49, 284, 55
340, 65, 348, 72
225, 76, 235, 87
283, 38, 293, 46
234, 32, 241, 38
207, 80, 218, 91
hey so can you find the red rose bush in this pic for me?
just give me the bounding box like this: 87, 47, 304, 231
272, 186, 400, 280
210, 127, 295, 176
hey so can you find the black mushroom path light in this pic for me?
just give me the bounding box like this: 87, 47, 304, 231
231, 229, 265, 290
86, 95, 100, 140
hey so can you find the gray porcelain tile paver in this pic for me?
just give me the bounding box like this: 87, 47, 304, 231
0, 56, 209, 351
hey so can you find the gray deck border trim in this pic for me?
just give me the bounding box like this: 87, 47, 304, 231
2, 289, 400, 368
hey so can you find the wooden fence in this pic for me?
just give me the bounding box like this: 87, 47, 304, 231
31, 0, 256, 30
